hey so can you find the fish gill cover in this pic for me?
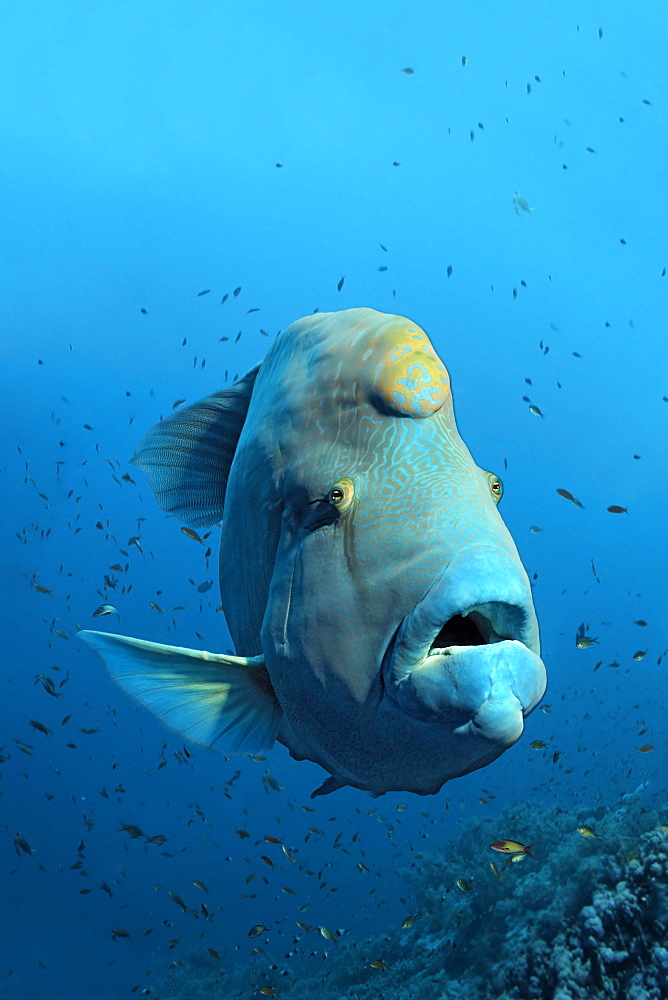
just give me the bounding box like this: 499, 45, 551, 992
1, 2, 666, 999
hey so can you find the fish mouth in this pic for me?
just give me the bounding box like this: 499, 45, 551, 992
382, 565, 546, 753
426, 602, 531, 654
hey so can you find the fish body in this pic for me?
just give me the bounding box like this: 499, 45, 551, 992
490, 839, 534, 857
576, 636, 598, 648
513, 191, 534, 215
93, 603, 118, 618
80, 308, 546, 796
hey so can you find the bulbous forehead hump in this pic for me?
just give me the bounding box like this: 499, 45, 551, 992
344, 311, 450, 418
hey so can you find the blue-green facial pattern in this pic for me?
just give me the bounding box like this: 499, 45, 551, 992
222, 309, 546, 794
83, 307, 546, 797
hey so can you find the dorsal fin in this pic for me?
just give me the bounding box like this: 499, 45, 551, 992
132, 364, 260, 527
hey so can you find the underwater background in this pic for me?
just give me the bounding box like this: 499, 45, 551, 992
2, 1, 667, 998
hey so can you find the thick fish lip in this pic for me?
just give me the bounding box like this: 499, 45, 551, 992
386, 560, 540, 684
381, 561, 546, 744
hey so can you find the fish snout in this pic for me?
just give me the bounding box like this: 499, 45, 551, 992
392, 640, 546, 750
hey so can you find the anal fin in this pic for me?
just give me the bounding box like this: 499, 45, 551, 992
310, 775, 347, 799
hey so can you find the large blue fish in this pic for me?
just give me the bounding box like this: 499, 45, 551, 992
81, 308, 546, 796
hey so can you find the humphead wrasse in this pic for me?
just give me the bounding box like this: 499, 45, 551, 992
81, 308, 546, 796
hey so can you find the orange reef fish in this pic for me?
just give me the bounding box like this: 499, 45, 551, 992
80, 309, 546, 797
491, 839, 535, 857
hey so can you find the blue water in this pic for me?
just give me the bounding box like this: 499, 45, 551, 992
2, 3, 666, 998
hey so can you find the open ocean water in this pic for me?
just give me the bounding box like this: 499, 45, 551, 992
2, 2, 667, 999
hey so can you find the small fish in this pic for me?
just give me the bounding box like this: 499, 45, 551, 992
259, 989, 280, 997
29, 719, 53, 738
168, 890, 188, 911
607, 505, 628, 514
556, 488, 584, 508
197, 289, 211, 297
528, 405, 544, 418
401, 67, 414, 74
490, 840, 535, 857
401, 913, 419, 928
111, 928, 130, 940
529, 526, 542, 533
510, 853, 527, 863
263, 835, 282, 844
576, 636, 598, 648
181, 526, 204, 544
513, 191, 534, 215
149, 601, 165, 613
637, 744, 654, 753
337, 276, 345, 292
456, 878, 472, 893
192, 880, 208, 893
281, 845, 297, 863
634, 620, 648, 627
461, 55, 467, 66
319, 926, 336, 942
207, 947, 220, 960
248, 923, 270, 938
577, 825, 597, 838
118, 824, 144, 839
370, 960, 389, 969
529, 740, 547, 749
633, 650, 647, 661
172, 399, 186, 409
489, 862, 503, 880
92, 604, 118, 618
14, 833, 35, 855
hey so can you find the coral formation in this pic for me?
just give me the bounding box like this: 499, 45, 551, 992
152, 791, 668, 1000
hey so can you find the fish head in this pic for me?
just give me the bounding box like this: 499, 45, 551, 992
250, 308, 546, 794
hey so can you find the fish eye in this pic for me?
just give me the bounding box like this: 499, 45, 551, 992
328, 478, 354, 512
487, 472, 503, 504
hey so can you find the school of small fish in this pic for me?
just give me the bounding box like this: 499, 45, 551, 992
3, 26, 665, 1000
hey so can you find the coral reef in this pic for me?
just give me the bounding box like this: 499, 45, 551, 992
151, 791, 668, 1000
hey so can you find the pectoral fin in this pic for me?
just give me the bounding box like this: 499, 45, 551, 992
79, 630, 281, 752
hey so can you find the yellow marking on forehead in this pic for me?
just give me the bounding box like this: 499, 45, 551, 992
364, 320, 450, 418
